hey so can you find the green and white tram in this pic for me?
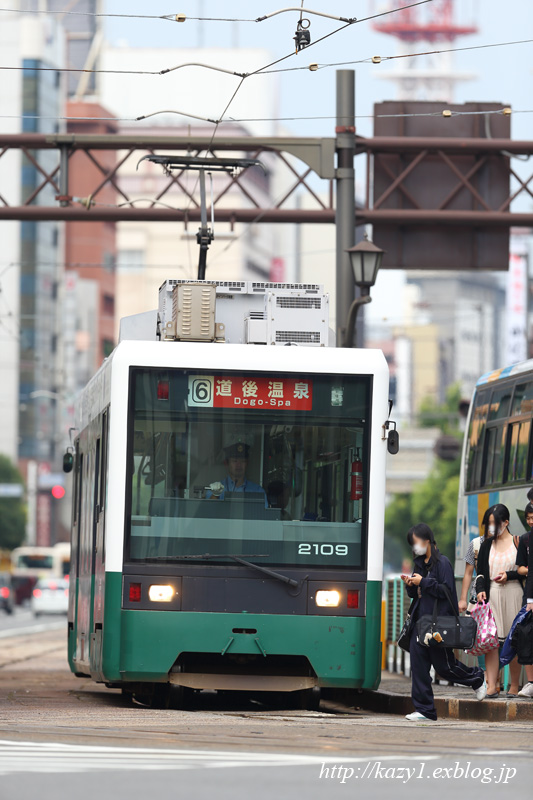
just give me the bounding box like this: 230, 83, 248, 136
456, 358, 533, 573
66, 280, 394, 707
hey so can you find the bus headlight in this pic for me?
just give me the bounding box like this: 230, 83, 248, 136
148, 584, 175, 602
315, 590, 341, 608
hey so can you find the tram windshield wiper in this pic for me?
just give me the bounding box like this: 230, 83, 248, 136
160, 553, 299, 588
228, 555, 299, 588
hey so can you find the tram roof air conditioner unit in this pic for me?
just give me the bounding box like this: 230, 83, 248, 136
154, 279, 330, 346
162, 282, 219, 342
265, 291, 329, 347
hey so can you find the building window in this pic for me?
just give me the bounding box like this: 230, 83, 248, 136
117, 249, 145, 273
103, 294, 114, 316
103, 251, 116, 273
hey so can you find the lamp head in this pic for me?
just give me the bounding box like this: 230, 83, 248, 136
346, 233, 385, 288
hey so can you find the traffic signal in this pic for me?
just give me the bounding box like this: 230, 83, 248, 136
51, 485, 66, 500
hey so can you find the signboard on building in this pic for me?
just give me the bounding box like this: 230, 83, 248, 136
506, 250, 528, 364
0, 484, 23, 498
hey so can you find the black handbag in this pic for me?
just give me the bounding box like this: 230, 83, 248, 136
397, 599, 416, 652
511, 611, 533, 665
416, 583, 477, 650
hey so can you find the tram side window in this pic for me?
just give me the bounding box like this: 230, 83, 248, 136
73, 446, 80, 523
465, 389, 489, 491
75, 453, 84, 579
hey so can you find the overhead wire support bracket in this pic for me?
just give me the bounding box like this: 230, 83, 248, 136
255, 7, 357, 24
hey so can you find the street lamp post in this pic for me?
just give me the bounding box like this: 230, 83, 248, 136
342, 234, 385, 348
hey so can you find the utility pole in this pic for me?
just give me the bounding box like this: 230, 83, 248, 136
335, 70, 356, 346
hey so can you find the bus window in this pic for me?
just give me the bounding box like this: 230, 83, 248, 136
507, 420, 531, 483
483, 426, 506, 487
465, 389, 489, 491
488, 386, 513, 421
511, 382, 533, 417
16, 553, 53, 570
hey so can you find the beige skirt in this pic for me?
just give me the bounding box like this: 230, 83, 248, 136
489, 580, 523, 640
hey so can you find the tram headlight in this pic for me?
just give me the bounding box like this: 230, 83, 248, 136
148, 584, 175, 602
315, 590, 341, 608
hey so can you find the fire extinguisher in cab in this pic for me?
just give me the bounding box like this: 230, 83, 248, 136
350, 450, 363, 502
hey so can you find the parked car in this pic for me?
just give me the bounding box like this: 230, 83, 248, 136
0, 572, 14, 614
31, 578, 69, 616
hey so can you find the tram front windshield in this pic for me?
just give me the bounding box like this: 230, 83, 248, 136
126, 368, 371, 569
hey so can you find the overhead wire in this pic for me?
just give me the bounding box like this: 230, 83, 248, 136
0, 0, 526, 278
0, 4, 417, 24
1, 107, 531, 124
317, 36, 533, 71
0, 32, 530, 95
245, 0, 434, 77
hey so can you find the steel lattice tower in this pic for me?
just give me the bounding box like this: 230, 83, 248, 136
372, 0, 478, 101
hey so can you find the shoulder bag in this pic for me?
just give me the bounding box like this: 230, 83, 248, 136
416, 583, 477, 649
397, 598, 416, 652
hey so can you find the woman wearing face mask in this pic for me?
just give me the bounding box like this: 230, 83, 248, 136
401, 523, 486, 721
475, 503, 524, 697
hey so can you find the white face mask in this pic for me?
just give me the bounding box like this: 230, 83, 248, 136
412, 543, 427, 557
488, 525, 496, 536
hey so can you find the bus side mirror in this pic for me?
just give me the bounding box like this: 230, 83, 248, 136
63, 451, 74, 473
385, 420, 399, 455
387, 429, 399, 455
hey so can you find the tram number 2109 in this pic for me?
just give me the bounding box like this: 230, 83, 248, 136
297, 543, 348, 556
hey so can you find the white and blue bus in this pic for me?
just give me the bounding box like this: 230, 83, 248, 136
456, 359, 533, 572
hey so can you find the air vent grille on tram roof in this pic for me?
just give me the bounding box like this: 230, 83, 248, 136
275, 330, 322, 344
276, 297, 322, 309
251, 282, 321, 293
165, 278, 248, 292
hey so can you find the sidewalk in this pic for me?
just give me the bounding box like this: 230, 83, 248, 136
356, 671, 533, 721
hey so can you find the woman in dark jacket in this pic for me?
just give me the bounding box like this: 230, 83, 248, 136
401, 523, 486, 721
475, 504, 523, 697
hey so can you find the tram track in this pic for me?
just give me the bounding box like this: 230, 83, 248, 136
0, 628, 531, 758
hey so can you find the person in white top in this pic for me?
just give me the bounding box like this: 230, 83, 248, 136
476, 504, 524, 698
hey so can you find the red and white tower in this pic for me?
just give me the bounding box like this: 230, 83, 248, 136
372, 0, 478, 101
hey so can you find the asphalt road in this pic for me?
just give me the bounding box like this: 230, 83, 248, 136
1, 749, 531, 800
0, 629, 531, 800
0, 606, 66, 638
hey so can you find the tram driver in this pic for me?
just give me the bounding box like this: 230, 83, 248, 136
206, 441, 266, 502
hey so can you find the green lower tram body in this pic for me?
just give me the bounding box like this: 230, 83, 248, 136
68, 573, 383, 692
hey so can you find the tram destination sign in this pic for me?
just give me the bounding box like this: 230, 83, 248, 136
188, 375, 313, 411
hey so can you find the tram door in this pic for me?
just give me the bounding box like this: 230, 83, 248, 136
90, 411, 108, 677
75, 429, 91, 669
74, 411, 108, 674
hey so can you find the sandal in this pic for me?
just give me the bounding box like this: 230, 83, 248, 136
486, 691, 500, 698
